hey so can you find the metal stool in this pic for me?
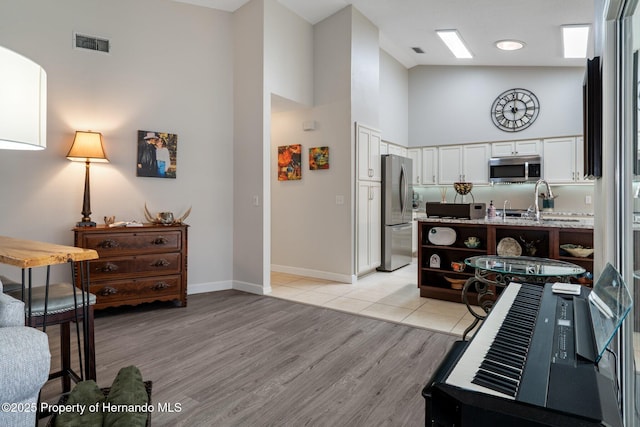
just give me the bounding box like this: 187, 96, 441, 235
4, 281, 96, 392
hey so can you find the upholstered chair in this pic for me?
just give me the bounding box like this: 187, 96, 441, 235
0, 286, 51, 427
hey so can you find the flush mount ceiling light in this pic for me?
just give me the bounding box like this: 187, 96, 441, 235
436, 30, 473, 59
562, 25, 590, 58
495, 40, 525, 51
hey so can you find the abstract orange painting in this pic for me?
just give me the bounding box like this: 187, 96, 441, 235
277, 144, 302, 181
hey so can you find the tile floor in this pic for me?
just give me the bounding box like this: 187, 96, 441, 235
269, 260, 477, 337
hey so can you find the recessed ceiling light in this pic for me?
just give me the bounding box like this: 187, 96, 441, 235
562, 25, 590, 58
495, 40, 525, 51
436, 30, 473, 59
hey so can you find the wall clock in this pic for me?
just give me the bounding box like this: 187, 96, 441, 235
490, 88, 540, 132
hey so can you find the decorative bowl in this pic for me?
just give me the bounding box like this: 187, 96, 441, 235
464, 238, 480, 248
453, 182, 473, 196
451, 261, 466, 272
444, 276, 466, 290
560, 244, 594, 258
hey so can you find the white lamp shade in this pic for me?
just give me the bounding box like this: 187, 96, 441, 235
0, 46, 47, 150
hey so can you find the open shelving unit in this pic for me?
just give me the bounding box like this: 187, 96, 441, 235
418, 220, 594, 303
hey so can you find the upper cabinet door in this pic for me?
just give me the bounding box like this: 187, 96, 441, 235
463, 143, 490, 184
491, 140, 541, 157
421, 147, 438, 185
357, 124, 381, 182
438, 145, 463, 184
407, 148, 422, 185
515, 140, 542, 156
492, 141, 517, 157
543, 137, 576, 183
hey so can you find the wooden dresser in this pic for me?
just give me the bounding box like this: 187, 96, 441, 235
73, 224, 188, 309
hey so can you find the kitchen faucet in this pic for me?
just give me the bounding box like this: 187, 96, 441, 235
533, 179, 554, 221
503, 200, 511, 222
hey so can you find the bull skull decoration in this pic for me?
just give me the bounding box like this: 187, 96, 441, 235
144, 203, 191, 225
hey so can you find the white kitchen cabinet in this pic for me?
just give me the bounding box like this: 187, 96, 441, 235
438, 143, 490, 184
463, 144, 490, 183
543, 137, 588, 183
491, 139, 541, 157
387, 143, 407, 157
438, 145, 463, 184
357, 181, 381, 274
407, 148, 422, 185
380, 141, 389, 155
421, 147, 438, 185
357, 124, 381, 182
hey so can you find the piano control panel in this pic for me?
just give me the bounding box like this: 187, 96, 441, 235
553, 297, 574, 364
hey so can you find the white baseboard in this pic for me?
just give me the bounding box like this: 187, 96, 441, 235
271, 264, 354, 284
187, 280, 268, 296
187, 280, 232, 295
233, 280, 268, 295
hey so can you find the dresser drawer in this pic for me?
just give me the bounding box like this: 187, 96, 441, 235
89, 253, 182, 279
90, 275, 181, 306
80, 230, 182, 255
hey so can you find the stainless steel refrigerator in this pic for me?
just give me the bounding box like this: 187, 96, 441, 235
379, 154, 413, 272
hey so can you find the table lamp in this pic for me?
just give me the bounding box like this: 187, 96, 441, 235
66, 131, 109, 227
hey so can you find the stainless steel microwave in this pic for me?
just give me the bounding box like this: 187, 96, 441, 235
489, 155, 542, 183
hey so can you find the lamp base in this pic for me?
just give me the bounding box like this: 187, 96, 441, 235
76, 220, 96, 227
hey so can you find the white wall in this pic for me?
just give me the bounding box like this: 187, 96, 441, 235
409, 66, 585, 146
269, 6, 354, 280
268, 1, 354, 280
0, 0, 234, 290
233, 0, 267, 293
350, 8, 380, 130
380, 50, 409, 145
271, 105, 355, 281
265, 0, 314, 108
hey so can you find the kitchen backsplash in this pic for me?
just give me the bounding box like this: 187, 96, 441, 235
413, 184, 594, 215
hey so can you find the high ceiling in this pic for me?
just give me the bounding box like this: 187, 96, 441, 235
174, 0, 595, 68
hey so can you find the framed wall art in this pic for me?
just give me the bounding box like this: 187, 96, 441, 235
137, 130, 177, 178
277, 144, 302, 181
309, 146, 329, 170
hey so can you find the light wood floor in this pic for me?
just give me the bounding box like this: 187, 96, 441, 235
39, 290, 458, 426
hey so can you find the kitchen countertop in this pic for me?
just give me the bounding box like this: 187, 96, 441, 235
415, 215, 593, 229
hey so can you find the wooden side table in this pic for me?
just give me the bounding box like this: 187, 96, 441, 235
0, 235, 98, 381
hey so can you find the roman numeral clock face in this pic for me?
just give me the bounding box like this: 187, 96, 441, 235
491, 88, 540, 132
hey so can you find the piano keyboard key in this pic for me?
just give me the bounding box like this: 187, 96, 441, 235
445, 282, 544, 400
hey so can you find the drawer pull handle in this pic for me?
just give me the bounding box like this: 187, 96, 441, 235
153, 282, 170, 291
98, 239, 119, 248
99, 262, 119, 272
152, 236, 169, 245
152, 259, 170, 267
98, 287, 118, 296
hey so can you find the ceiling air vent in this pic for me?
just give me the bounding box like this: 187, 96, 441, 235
412, 47, 425, 54
74, 32, 110, 53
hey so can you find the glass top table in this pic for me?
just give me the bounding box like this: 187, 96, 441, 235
460, 255, 586, 340
465, 255, 586, 279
